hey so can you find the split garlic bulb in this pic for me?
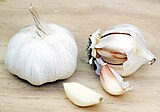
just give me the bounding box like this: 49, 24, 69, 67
87, 24, 156, 95
5, 5, 78, 85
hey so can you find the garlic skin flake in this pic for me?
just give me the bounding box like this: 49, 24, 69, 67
88, 24, 156, 77
63, 82, 104, 107
5, 5, 78, 85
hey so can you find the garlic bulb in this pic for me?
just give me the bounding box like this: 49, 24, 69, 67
5, 5, 78, 85
63, 82, 104, 107
87, 24, 156, 95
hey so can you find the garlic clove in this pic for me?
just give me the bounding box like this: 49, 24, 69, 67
95, 34, 133, 54
102, 24, 145, 44
101, 56, 126, 65
99, 64, 131, 95
95, 33, 132, 66
97, 48, 127, 65
122, 44, 156, 76
63, 82, 104, 107
122, 55, 147, 76
95, 58, 131, 95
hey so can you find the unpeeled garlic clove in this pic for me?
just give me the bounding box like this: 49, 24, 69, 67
100, 64, 131, 95
63, 82, 104, 107
95, 58, 131, 95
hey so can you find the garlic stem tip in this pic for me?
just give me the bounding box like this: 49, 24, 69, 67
150, 58, 156, 65
28, 3, 33, 11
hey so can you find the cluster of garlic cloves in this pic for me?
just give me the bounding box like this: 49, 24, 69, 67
87, 24, 156, 95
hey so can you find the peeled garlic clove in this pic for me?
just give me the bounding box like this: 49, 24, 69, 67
63, 82, 104, 107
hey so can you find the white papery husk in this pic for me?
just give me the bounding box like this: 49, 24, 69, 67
5, 5, 78, 85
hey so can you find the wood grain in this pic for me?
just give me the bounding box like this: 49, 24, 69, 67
0, 0, 160, 112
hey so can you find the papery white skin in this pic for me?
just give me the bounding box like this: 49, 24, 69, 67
63, 82, 104, 107
5, 5, 78, 85
89, 24, 156, 77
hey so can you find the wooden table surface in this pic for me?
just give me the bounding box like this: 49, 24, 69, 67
0, 0, 160, 112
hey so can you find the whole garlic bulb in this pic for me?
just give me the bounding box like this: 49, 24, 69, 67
5, 5, 78, 85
